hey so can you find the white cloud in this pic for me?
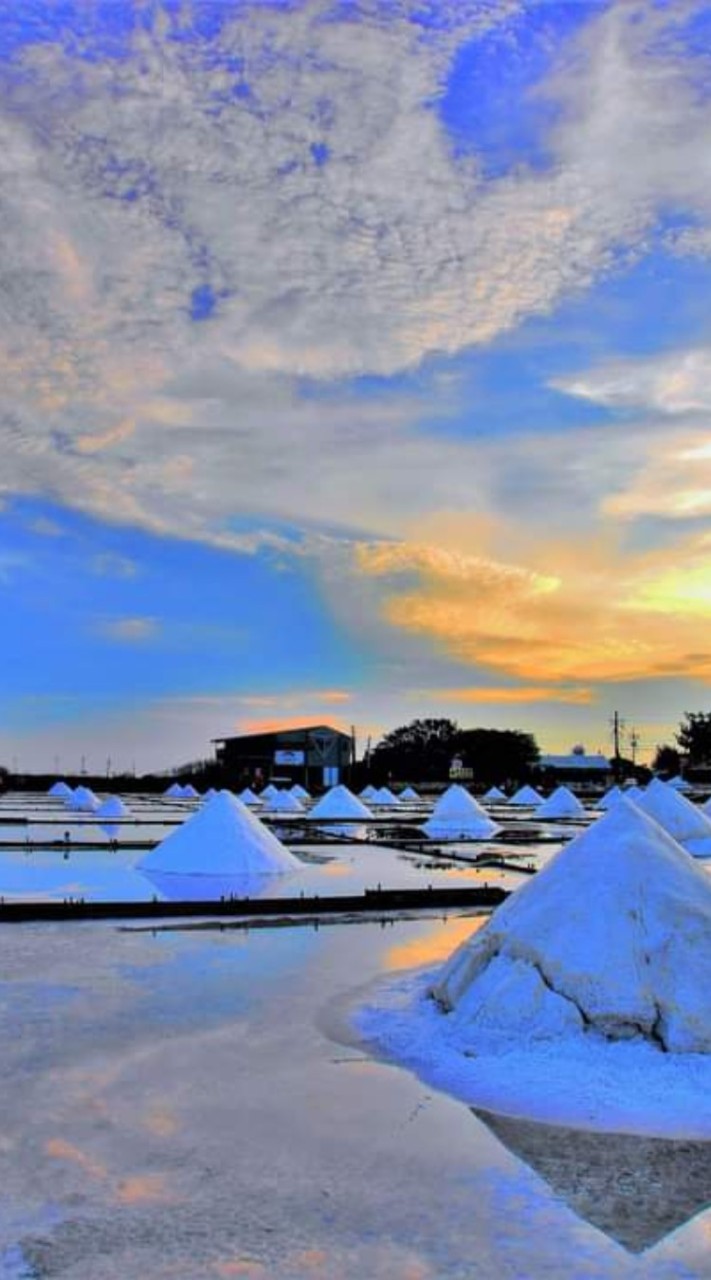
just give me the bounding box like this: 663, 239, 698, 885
0, 0, 710, 555
553, 345, 711, 415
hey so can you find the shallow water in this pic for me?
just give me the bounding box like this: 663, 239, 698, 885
0, 913, 708, 1278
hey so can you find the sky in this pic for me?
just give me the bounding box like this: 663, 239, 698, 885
2, 0, 711, 773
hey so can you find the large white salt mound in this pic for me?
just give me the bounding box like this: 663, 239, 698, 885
137, 791, 298, 876
535, 786, 586, 820
422, 784, 500, 840
633, 777, 711, 858
508, 784, 541, 806
431, 800, 711, 1054
95, 796, 131, 819
48, 780, 73, 798
265, 790, 304, 814
310, 785, 373, 820
482, 786, 506, 803
399, 786, 420, 801
598, 785, 623, 811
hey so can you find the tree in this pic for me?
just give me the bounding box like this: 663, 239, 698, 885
651, 743, 681, 776
676, 712, 711, 767
454, 728, 540, 785
370, 718, 460, 782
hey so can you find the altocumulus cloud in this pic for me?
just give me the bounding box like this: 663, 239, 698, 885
1, 0, 711, 557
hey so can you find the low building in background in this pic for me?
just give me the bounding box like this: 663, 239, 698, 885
212, 724, 354, 791
536, 746, 613, 791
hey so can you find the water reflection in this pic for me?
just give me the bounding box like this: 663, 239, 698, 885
138, 870, 294, 902
385, 915, 486, 971
473, 1106, 711, 1254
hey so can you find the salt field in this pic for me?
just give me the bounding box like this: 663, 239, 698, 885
0, 788, 708, 1277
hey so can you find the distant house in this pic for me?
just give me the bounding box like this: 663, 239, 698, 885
536, 747, 613, 789
212, 724, 354, 790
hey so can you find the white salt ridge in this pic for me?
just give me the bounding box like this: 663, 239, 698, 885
422, 784, 500, 840
432, 801, 711, 1054
137, 791, 298, 876
535, 785, 586, 820
48, 781, 73, 799
633, 777, 711, 858
95, 796, 131, 819
508, 784, 541, 806
310, 785, 373, 821
598, 785, 623, 810
482, 786, 506, 803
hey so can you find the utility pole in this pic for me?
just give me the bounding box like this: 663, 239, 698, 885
610, 711, 625, 781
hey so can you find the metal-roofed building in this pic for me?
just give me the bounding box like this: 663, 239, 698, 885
212, 724, 354, 790
536, 748, 613, 789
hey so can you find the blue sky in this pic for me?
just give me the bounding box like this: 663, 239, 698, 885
2, 0, 711, 772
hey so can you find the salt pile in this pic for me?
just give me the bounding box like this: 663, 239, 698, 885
137, 791, 298, 876
164, 782, 184, 798
290, 784, 311, 801
399, 786, 420, 801
667, 776, 692, 793
535, 786, 586, 820
356, 800, 711, 1136
181, 783, 200, 799
422, 784, 500, 841
482, 786, 506, 803
372, 786, 400, 805
261, 783, 279, 801
508, 784, 541, 806
633, 777, 711, 858
598, 785, 623, 810
95, 796, 131, 819
359, 785, 379, 801
432, 802, 711, 1053
48, 781, 73, 799
310, 785, 373, 838
265, 790, 304, 814
66, 785, 100, 813
237, 787, 261, 806
203, 787, 218, 801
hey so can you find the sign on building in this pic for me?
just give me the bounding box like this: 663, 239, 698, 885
274, 749, 305, 766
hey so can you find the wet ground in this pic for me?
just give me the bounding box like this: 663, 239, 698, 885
0, 913, 708, 1279
0, 794, 708, 1278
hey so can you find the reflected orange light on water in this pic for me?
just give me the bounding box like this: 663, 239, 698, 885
385, 915, 485, 971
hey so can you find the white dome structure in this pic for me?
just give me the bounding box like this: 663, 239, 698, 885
508, 785, 542, 806
431, 801, 711, 1054
535, 786, 586, 820
137, 791, 298, 876
422, 784, 500, 841
632, 778, 711, 858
